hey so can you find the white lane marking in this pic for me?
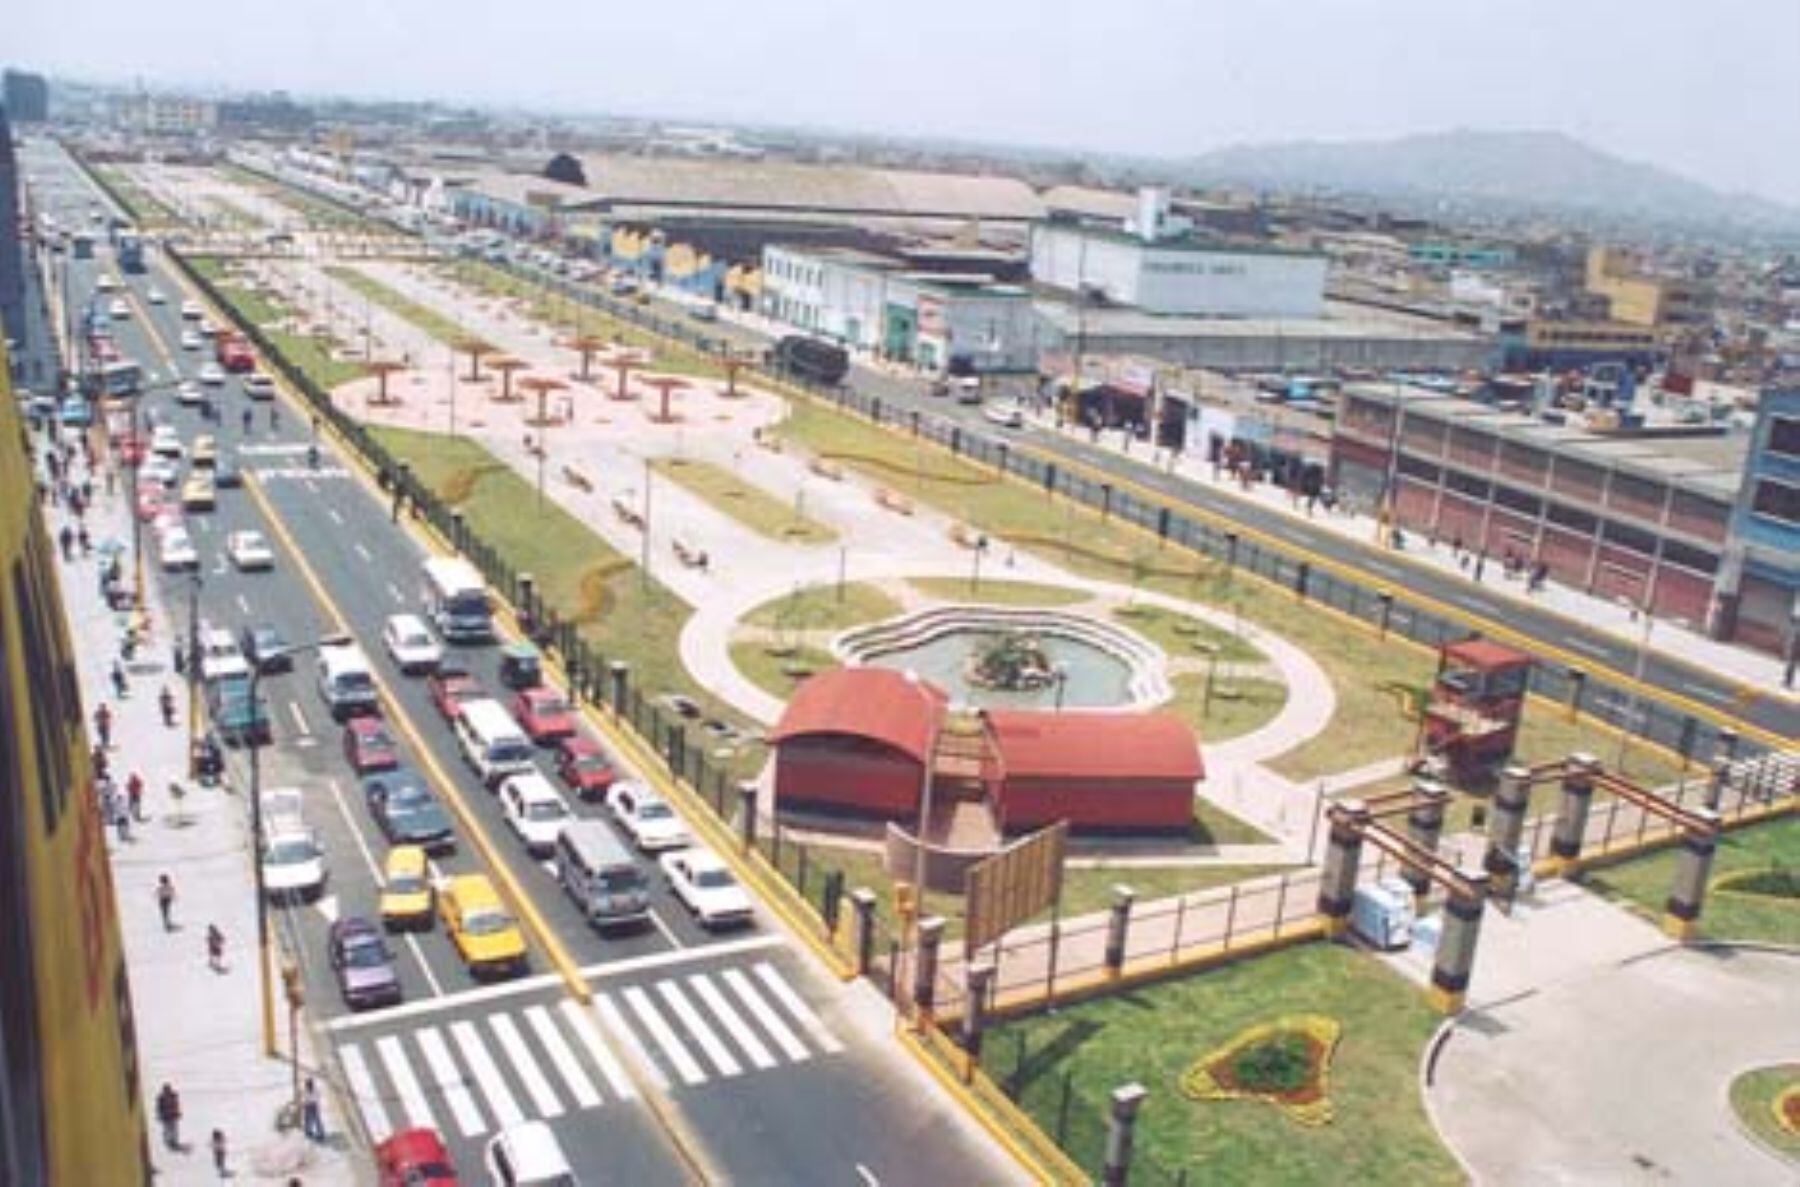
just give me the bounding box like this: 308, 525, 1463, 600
489, 1013, 564, 1119
337, 1044, 392, 1139
656, 980, 742, 1078
328, 507, 345, 525
594, 993, 668, 1092
375, 1035, 436, 1131
526, 1005, 601, 1109
720, 968, 809, 1063
648, 907, 686, 950
754, 962, 845, 1055
288, 701, 310, 735
312, 894, 340, 924
387, 582, 406, 604
355, 542, 373, 562
622, 986, 707, 1086
1564, 636, 1612, 658
1681, 681, 1733, 704
560, 1000, 636, 1101
235, 593, 250, 614
415, 1025, 486, 1138
687, 973, 775, 1070
856, 1166, 880, 1187
450, 1019, 525, 1129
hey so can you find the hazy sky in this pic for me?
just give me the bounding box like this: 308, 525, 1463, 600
16, 0, 1800, 204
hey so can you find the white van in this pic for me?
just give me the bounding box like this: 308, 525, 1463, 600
454, 698, 535, 786
316, 643, 379, 719
556, 821, 651, 930
485, 1121, 576, 1187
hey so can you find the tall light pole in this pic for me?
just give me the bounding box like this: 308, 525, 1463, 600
247, 633, 348, 1058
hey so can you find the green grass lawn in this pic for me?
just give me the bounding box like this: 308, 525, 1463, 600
1111, 602, 1266, 665
729, 640, 838, 698
325, 265, 473, 346
443, 261, 725, 380
1728, 1065, 1800, 1160
1581, 813, 1800, 945
95, 164, 178, 226
741, 582, 903, 631
906, 577, 1095, 607
1168, 672, 1290, 746
189, 255, 369, 390
650, 457, 837, 545
773, 400, 1433, 782
1511, 706, 1689, 789
986, 942, 1461, 1185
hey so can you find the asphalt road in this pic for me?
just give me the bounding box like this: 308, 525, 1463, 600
31, 140, 1026, 1186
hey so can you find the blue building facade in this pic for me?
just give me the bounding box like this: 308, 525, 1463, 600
1720, 388, 1800, 656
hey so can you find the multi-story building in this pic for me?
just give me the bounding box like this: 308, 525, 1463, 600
1408, 242, 1516, 269
1719, 388, 1800, 656
2, 70, 49, 122
111, 93, 217, 135
1498, 318, 1663, 369
0, 108, 24, 358
1586, 247, 1702, 327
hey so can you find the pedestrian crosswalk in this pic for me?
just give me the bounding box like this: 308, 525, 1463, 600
336, 962, 844, 1141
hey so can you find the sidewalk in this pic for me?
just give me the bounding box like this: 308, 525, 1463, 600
1028, 409, 1792, 696
40, 431, 359, 1185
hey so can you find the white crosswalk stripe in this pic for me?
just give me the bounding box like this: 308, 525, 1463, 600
722, 967, 811, 1063
687, 973, 776, 1070
376, 1035, 437, 1131
338, 1044, 391, 1140
755, 961, 846, 1054
451, 1019, 525, 1130
416, 1026, 486, 1138
656, 980, 743, 1078
595, 993, 669, 1092
561, 1000, 637, 1101
489, 1014, 565, 1119
623, 986, 708, 1086
528, 1006, 602, 1110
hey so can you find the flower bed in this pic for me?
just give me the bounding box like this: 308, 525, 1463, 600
1181, 1014, 1343, 1127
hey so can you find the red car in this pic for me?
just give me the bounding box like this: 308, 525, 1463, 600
116, 433, 148, 466
427, 668, 483, 722
555, 736, 617, 800
512, 686, 576, 745
375, 1127, 458, 1186
135, 486, 168, 523
343, 715, 401, 774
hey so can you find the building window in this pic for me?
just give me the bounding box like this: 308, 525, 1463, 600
1750, 478, 1800, 527
1768, 416, 1800, 461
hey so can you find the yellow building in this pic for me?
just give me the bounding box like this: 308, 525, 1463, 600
1586, 247, 1700, 327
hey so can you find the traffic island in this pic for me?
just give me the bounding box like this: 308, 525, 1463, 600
1729, 1065, 1800, 1163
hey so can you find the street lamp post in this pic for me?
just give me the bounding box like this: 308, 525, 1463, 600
247, 633, 348, 1058
186, 569, 203, 778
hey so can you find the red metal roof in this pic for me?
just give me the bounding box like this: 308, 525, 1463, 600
985, 711, 1204, 783
1444, 638, 1532, 671
767, 668, 947, 764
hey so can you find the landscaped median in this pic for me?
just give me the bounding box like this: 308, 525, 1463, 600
650, 455, 838, 545
325, 264, 475, 346
1581, 811, 1800, 944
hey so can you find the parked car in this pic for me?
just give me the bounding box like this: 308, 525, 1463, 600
198, 627, 251, 684
175, 380, 204, 406
261, 826, 326, 901
375, 1128, 458, 1186
150, 425, 183, 458
243, 373, 276, 401
440, 875, 527, 979
227, 529, 274, 570
378, 845, 433, 932
198, 363, 225, 386
364, 767, 456, 853
179, 473, 216, 512
661, 846, 753, 929
511, 686, 576, 745
58, 398, 93, 427
605, 781, 689, 852
327, 917, 403, 1010
146, 287, 166, 305
208, 673, 271, 746
157, 525, 199, 571
382, 613, 444, 674
239, 624, 291, 673
180, 330, 202, 351
554, 736, 617, 801
343, 716, 401, 774
428, 667, 484, 722
191, 434, 218, 468
212, 455, 243, 489
498, 773, 572, 857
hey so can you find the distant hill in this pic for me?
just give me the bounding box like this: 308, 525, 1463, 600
1182, 128, 1799, 233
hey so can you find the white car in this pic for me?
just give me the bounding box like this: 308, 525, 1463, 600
498, 773, 572, 857
485, 1123, 574, 1187
95, 273, 120, 293
661, 847, 753, 929
243, 373, 275, 401
983, 401, 1026, 429
157, 525, 199, 571
146, 287, 166, 305
261, 826, 327, 901
179, 300, 202, 321
175, 380, 203, 406
605, 781, 689, 852
180, 330, 202, 351
150, 425, 183, 458
108, 298, 130, 320
139, 457, 180, 489
198, 318, 218, 338
198, 627, 251, 683
198, 363, 225, 386
381, 613, 443, 674
227, 529, 275, 571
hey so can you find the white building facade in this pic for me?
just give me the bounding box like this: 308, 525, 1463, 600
1030, 222, 1328, 319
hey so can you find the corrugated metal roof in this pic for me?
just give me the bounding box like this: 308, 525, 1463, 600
768, 668, 946, 763
986, 710, 1204, 783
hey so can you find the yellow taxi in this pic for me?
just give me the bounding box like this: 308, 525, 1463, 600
191, 434, 218, 468
180, 472, 216, 511
440, 874, 527, 978
378, 845, 433, 931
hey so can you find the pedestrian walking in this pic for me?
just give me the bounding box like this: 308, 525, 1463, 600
155, 1084, 182, 1150
127, 771, 145, 821
209, 1129, 228, 1178
156, 875, 176, 931
92, 744, 110, 782
93, 703, 113, 748
113, 797, 131, 845
173, 641, 187, 676
300, 1077, 325, 1142
159, 685, 177, 728
77, 524, 91, 556
58, 524, 74, 560
205, 924, 225, 972
242, 407, 252, 435
110, 660, 128, 698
